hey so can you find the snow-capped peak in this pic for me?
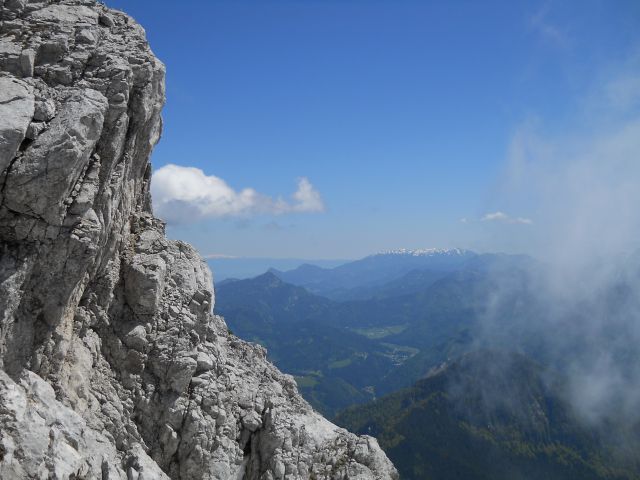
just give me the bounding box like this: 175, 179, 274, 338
375, 248, 472, 257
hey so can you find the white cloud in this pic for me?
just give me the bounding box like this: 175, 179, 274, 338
482, 211, 508, 222
202, 253, 238, 259
480, 211, 533, 225
151, 164, 324, 224
292, 177, 324, 213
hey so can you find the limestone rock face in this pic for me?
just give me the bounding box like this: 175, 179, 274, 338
0, 370, 169, 480
0, 1, 398, 479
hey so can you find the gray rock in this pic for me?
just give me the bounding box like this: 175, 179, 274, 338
0, 1, 398, 479
25, 121, 46, 140
196, 351, 215, 372
125, 254, 167, 316
20, 49, 35, 77
0, 370, 169, 480
33, 98, 56, 121
2, 88, 108, 225
0, 76, 33, 173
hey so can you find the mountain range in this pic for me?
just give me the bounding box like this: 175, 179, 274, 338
206, 256, 349, 281
215, 248, 640, 478
269, 248, 478, 301
215, 250, 534, 414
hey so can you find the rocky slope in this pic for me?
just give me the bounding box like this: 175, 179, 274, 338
0, 1, 398, 478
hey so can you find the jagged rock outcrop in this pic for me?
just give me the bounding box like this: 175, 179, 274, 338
0, 1, 398, 479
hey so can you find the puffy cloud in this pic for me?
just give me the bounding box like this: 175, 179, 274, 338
480, 211, 533, 225
151, 164, 324, 224
292, 177, 324, 213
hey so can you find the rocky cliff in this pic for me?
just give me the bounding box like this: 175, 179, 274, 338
0, 1, 398, 478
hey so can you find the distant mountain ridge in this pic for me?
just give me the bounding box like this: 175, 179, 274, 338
207, 257, 350, 281
215, 251, 536, 414
376, 247, 473, 256
271, 248, 479, 300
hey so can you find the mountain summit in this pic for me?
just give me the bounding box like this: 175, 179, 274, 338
376, 248, 473, 257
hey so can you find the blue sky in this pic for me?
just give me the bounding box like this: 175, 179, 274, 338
106, 0, 640, 259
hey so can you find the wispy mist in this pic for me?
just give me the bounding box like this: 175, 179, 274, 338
468, 54, 640, 445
